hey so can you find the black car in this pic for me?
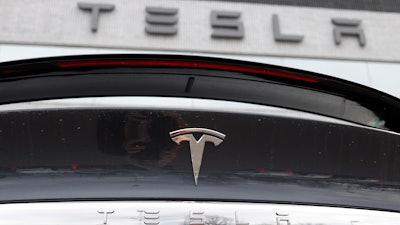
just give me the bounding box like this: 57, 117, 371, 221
0, 55, 398, 224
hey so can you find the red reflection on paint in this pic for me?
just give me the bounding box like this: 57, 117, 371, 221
56, 59, 319, 83
285, 169, 293, 174
257, 167, 266, 173
71, 163, 79, 170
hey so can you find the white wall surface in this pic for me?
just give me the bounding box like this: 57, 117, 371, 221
1, 0, 400, 62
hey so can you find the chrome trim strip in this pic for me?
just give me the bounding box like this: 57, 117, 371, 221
0, 201, 398, 225
0, 96, 354, 122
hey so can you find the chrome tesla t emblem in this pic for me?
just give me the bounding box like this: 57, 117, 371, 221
169, 128, 226, 185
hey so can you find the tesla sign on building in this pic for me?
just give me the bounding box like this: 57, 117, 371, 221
1, 0, 400, 61
78, 2, 367, 47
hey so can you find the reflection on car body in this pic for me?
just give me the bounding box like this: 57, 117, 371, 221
0, 55, 398, 224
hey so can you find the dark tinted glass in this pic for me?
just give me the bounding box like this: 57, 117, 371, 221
0, 98, 398, 211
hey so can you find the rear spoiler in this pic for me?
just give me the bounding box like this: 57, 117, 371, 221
0, 54, 399, 133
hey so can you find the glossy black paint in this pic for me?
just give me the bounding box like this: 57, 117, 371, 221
0, 55, 399, 211
0, 55, 399, 133
0, 109, 399, 211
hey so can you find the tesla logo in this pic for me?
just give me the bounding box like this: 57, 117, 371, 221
170, 128, 226, 185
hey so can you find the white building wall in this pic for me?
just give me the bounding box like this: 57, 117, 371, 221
1, 0, 400, 62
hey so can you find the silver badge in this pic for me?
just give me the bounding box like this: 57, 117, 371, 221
170, 128, 226, 185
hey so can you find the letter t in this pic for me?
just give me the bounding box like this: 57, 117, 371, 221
78, 2, 115, 32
